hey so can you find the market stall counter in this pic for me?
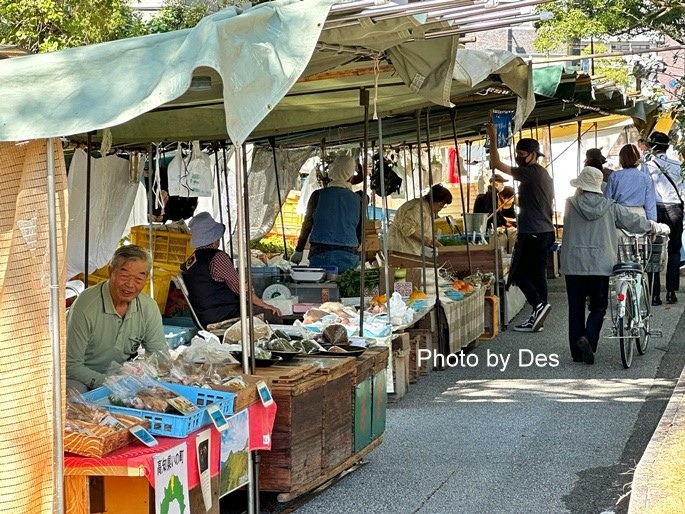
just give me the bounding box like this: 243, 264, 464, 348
246, 347, 388, 502
64, 402, 276, 514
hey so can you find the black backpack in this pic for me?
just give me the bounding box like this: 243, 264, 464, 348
370, 153, 402, 197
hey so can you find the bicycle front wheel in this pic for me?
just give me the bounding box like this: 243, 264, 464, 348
619, 286, 635, 368
637, 277, 651, 355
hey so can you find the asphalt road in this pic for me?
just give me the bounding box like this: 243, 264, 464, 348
274, 278, 685, 514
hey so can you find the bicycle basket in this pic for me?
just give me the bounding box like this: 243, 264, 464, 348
617, 235, 666, 273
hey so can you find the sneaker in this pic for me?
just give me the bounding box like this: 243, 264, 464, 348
531, 303, 552, 332
576, 336, 594, 365
513, 315, 535, 332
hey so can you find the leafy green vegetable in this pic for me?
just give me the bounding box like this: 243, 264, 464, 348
336, 268, 380, 298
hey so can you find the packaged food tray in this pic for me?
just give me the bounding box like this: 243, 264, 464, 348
291, 266, 327, 282
64, 413, 149, 458
82, 382, 236, 438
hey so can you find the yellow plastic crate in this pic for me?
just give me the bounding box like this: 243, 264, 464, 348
129, 226, 194, 270
83, 263, 174, 314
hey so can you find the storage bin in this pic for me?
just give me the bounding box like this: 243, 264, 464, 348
287, 282, 340, 303
251, 266, 284, 297
129, 225, 194, 270
82, 382, 236, 438
163, 324, 198, 349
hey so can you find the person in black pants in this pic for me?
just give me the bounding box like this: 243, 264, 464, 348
643, 132, 684, 305
486, 123, 555, 332
560, 166, 670, 364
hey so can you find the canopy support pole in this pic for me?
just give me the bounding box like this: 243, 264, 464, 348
424, 109, 446, 357
212, 142, 225, 251
408, 143, 416, 198
547, 123, 561, 239
577, 120, 582, 176
465, 139, 472, 211
415, 111, 427, 291
48, 138, 65, 514
401, 143, 409, 202
377, 117, 392, 318
233, 142, 258, 514
449, 109, 472, 273
268, 137, 289, 259
221, 142, 234, 257
359, 88, 370, 335
84, 131, 94, 280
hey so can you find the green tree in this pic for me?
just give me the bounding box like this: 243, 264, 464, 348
534, 0, 685, 53
581, 43, 631, 88
0, 0, 145, 53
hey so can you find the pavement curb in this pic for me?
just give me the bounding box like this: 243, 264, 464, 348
629, 363, 685, 512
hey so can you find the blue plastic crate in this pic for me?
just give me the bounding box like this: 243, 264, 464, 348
163, 325, 198, 349
82, 382, 236, 438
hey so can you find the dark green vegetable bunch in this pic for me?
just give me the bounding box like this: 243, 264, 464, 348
336, 268, 380, 297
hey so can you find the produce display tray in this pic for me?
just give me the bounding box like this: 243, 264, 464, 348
82, 382, 236, 438
64, 413, 149, 458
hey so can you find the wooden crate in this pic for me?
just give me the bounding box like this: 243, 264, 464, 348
388, 351, 409, 402
407, 336, 420, 384
64, 414, 148, 458
297, 356, 355, 473
322, 372, 354, 471
479, 295, 500, 341
408, 329, 434, 376
259, 368, 328, 492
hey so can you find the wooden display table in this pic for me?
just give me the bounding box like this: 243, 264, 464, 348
64, 426, 222, 514
439, 287, 486, 353
64, 402, 276, 514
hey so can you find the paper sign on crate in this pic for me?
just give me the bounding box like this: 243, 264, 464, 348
154, 442, 189, 514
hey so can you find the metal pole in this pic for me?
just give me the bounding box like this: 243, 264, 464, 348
547, 123, 561, 239
415, 111, 427, 291
233, 143, 257, 514
408, 143, 416, 198
465, 140, 472, 211
268, 137, 289, 259
377, 118, 392, 318
47, 138, 65, 514
449, 109, 472, 272
401, 143, 409, 202
84, 131, 93, 280
424, 110, 445, 356
212, 142, 225, 251
360, 88, 370, 335
577, 120, 582, 176
221, 142, 235, 257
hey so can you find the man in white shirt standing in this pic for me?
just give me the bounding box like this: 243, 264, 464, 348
643, 131, 684, 305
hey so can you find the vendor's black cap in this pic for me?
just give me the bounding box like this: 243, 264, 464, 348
516, 138, 545, 157
647, 131, 670, 147
585, 148, 606, 164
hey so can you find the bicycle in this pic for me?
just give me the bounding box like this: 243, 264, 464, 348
604, 231, 664, 368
